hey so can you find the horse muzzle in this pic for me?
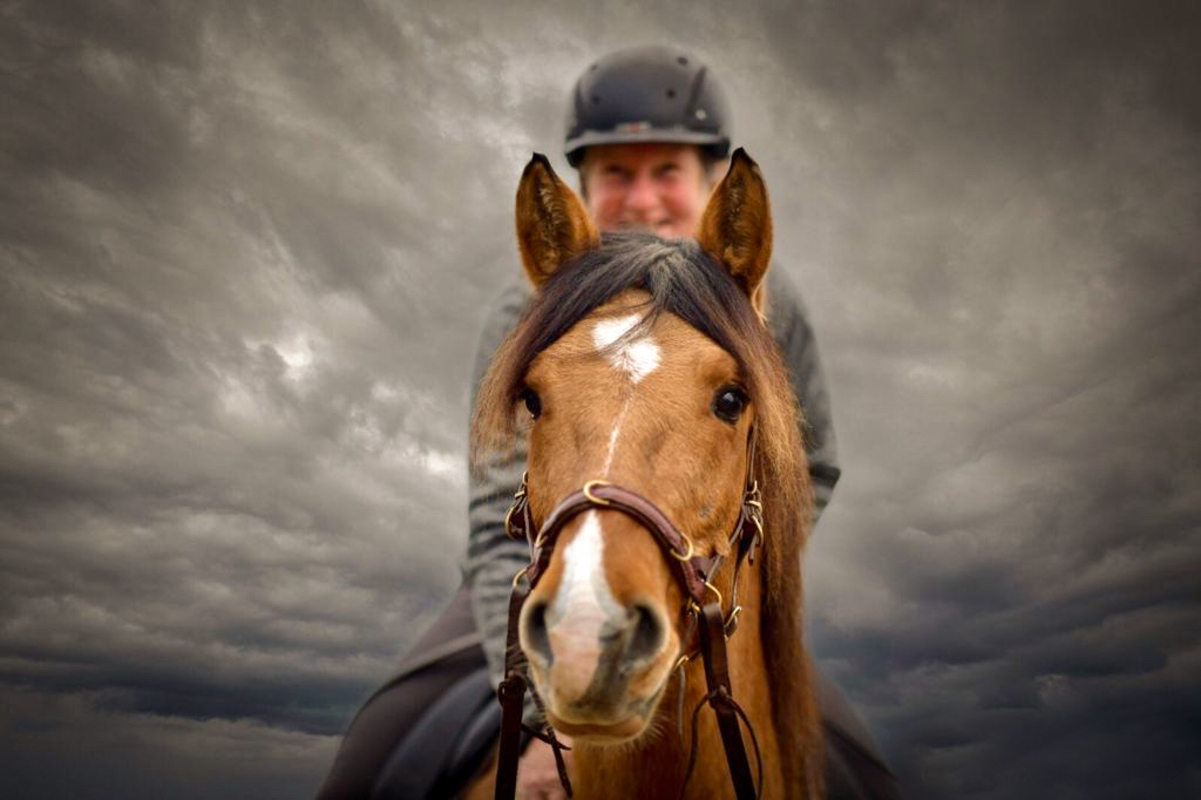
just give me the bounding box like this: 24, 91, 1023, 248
520, 590, 676, 740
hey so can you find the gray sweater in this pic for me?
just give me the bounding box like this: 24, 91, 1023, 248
464, 266, 840, 693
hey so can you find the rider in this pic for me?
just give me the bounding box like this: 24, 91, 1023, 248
467, 45, 840, 798
318, 45, 893, 800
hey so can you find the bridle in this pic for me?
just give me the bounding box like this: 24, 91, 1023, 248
494, 430, 766, 800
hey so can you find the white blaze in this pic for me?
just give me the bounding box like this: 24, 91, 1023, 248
548, 511, 623, 655
548, 315, 661, 665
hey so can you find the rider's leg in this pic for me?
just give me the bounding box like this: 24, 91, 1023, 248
817, 670, 902, 799
315, 585, 482, 799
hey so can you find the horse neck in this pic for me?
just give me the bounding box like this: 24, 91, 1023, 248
570, 564, 789, 800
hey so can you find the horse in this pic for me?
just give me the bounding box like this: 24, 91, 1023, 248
462, 149, 825, 800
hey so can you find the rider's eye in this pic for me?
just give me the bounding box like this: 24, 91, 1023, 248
522, 388, 543, 420
712, 387, 747, 424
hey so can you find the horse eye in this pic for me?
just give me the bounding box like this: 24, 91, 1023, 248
522, 388, 543, 419
712, 387, 747, 424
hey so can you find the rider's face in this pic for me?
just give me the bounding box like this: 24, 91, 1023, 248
580, 143, 716, 239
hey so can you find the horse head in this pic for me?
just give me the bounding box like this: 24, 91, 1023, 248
474, 152, 814, 786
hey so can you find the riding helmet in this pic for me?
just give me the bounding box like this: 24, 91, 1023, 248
563, 44, 732, 167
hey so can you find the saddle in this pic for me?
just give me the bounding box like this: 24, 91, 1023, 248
370, 634, 901, 800
371, 662, 502, 799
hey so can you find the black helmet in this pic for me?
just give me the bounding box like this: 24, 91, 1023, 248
564, 44, 732, 168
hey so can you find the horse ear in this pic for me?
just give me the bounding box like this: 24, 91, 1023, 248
696, 148, 773, 310
515, 153, 599, 287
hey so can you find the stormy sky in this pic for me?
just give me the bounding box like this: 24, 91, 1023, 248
2, 1, 1198, 798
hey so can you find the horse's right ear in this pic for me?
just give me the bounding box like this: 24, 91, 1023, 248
515, 153, 599, 287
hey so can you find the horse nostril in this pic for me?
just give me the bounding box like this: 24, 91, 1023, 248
524, 600, 553, 665
626, 604, 664, 663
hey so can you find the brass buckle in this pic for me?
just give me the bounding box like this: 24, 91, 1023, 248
582, 479, 612, 506
724, 605, 742, 638
503, 502, 523, 541
686, 579, 725, 617
670, 533, 695, 561
744, 480, 765, 549
703, 580, 724, 608
504, 472, 530, 541
749, 509, 765, 547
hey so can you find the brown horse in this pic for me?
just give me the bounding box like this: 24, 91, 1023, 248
468, 150, 824, 799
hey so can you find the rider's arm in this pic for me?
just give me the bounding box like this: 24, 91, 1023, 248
766, 267, 841, 526
464, 283, 536, 694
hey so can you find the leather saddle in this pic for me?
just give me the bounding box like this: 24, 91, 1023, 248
371, 663, 504, 799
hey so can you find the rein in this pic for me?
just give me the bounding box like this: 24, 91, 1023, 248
494, 432, 765, 800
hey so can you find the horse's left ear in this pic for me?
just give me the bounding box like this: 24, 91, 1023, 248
515, 153, 599, 287
697, 148, 773, 310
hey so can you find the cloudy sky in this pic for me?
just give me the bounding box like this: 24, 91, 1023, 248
2, 1, 1199, 797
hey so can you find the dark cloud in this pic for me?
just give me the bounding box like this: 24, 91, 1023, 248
2, 0, 1199, 797
1, 685, 336, 799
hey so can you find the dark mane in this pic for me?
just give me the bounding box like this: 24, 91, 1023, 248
471, 230, 821, 793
